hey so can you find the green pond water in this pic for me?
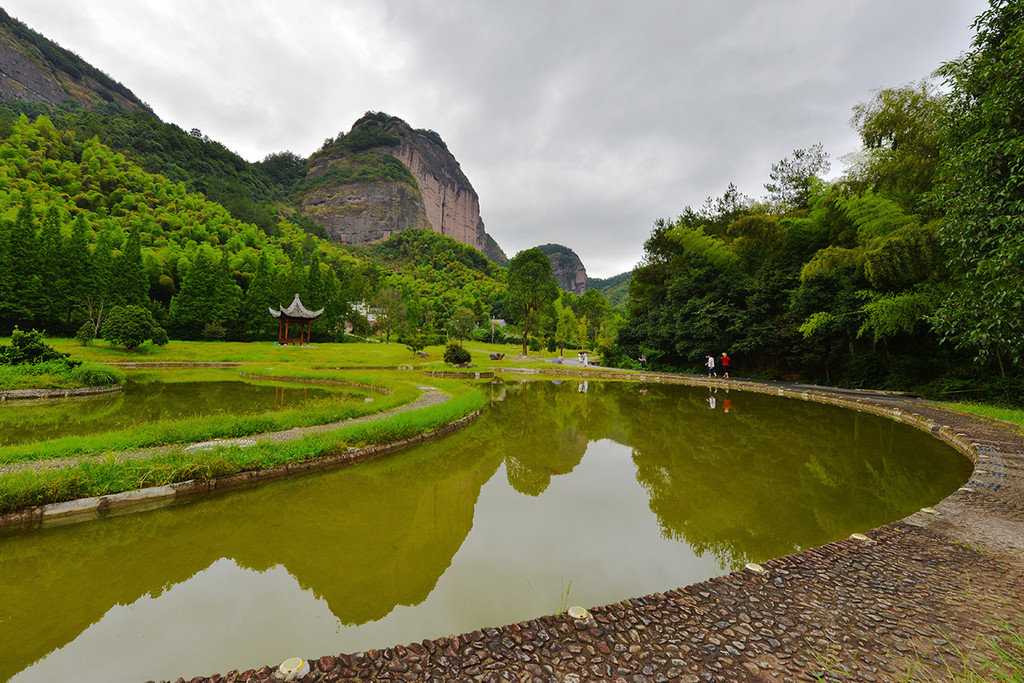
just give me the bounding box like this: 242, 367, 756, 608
0, 372, 362, 446
0, 380, 971, 683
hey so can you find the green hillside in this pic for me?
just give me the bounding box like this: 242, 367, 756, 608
588, 271, 632, 309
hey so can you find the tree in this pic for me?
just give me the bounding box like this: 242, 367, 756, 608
447, 306, 476, 340
112, 224, 148, 308
848, 81, 946, 213
0, 198, 42, 331
371, 287, 407, 342
102, 305, 157, 349
764, 143, 830, 209
505, 248, 559, 355
554, 305, 579, 356
933, 0, 1024, 371
239, 250, 275, 339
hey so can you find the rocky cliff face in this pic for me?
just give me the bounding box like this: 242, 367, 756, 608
536, 244, 588, 295
0, 10, 148, 112
301, 113, 507, 263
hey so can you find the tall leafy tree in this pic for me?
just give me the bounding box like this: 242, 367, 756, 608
505, 248, 559, 355
240, 250, 276, 339
764, 143, 830, 210
112, 224, 148, 308
933, 0, 1024, 371
0, 198, 42, 331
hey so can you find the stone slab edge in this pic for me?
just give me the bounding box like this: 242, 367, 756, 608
0, 384, 122, 402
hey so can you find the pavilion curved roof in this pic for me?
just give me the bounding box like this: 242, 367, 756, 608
269, 293, 324, 320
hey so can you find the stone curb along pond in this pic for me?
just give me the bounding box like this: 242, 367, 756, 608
6, 370, 1024, 681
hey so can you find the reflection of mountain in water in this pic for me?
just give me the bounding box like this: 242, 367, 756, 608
0, 380, 970, 681
0, 440, 502, 681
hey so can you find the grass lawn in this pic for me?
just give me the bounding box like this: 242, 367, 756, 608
0, 338, 537, 514
944, 402, 1024, 431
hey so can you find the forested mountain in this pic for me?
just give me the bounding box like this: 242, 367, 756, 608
588, 271, 631, 309
2, 2, 1021, 404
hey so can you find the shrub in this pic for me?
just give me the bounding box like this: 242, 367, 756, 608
202, 323, 226, 340
443, 342, 471, 365
70, 362, 126, 387
75, 322, 95, 346
0, 328, 79, 367
151, 327, 170, 346
102, 305, 157, 349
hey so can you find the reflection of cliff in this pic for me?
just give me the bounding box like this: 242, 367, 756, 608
0, 439, 502, 681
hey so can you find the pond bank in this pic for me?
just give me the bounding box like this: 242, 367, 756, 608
178, 375, 1024, 683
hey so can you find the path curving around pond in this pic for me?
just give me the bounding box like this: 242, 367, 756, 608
0, 378, 478, 530
181, 372, 1024, 683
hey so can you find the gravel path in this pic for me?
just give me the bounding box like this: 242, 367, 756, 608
0, 386, 449, 478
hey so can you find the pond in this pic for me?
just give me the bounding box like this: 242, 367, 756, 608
0, 380, 971, 682
0, 370, 366, 446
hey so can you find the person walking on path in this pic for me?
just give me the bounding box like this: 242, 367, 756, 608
640, 354, 647, 371
706, 354, 716, 378
720, 352, 730, 379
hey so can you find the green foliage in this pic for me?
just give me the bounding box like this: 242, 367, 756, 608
505, 249, 559, 355
933, 0, 1024, 369
69, 362, 125, 387
202, 322, 226, 340
848, 81, 945, 213
151, 326, 169, 346
74, 321, 94, 346
0, 327, 77, 367
764, 143, 830, 209
447, 306, 477, 340
101, 305, 156, 349
443, 342, 471, 365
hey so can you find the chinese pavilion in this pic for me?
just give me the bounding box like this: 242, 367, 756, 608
269, 294, 323, 346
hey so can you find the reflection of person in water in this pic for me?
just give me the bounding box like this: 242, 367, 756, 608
707, 387, 717, 409
723, 386, 731, 413
578, 380, 588, 393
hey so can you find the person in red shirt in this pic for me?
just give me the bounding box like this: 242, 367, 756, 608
720, 352, 730, 379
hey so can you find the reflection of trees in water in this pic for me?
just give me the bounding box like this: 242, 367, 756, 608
485, 380, 618, 496
0, 433, 504, 680
620, 386, 969, 569
488, 381, 968, 571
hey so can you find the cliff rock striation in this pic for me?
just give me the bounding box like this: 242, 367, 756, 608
301, 112, 507, 263
536, 244, 588, 295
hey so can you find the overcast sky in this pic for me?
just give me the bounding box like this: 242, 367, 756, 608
4, 0, 988, 278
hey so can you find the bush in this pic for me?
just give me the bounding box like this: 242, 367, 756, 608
202, 323, 226, 340
102, 305, 157, 349
70, 362, 126, 387
151, 327, 169, 346
443, 342, 471, 365
0, 328, 79, 367
75, 322, 95, 346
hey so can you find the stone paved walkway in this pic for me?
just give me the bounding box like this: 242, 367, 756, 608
167, 378, 1024, 683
